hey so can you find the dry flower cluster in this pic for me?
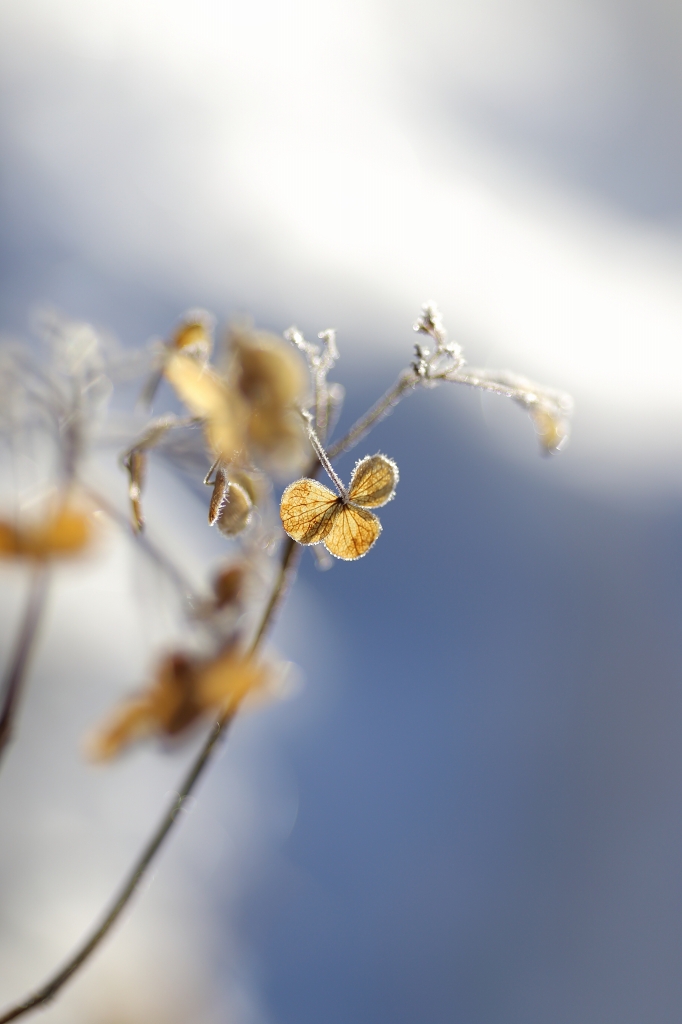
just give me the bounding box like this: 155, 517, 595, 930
0, 303, 571, 1022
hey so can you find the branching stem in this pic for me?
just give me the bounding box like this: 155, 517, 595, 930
0, 566, 49, 770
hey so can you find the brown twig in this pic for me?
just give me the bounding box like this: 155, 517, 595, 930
0, 566, 49, 770
0, 532, 301, 1024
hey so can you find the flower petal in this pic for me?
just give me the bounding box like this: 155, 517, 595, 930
324, 504, 381, 560
280, 478, 340, 545
348, 454, 399, 508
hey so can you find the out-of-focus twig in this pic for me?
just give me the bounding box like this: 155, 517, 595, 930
0, 566, 49, 769
327, 370, 417, 459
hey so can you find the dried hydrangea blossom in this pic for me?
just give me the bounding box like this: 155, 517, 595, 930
280, 453, 399, 560
124, 316, 310, 535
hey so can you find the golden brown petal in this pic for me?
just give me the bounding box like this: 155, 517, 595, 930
214, 481, 252, 536
348, 454, 399, 508
228, 326, 310, 471
86, 697, 155, 761
163, 352, 244, 460
149, 653, 204, 734
323, 503, 381, 560
280, 479, 340, 545
171, 316, 213, 361
230, 326, 308, 408
229, 468, 262, 506
198, 647, 269, 714
87, 647, 269, 759
0, 505, 93, 561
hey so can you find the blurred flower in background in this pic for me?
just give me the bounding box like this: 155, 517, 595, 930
2, 2, 682, 1023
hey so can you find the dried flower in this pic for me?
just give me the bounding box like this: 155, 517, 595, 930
87, 644, 269, 760
280, 453, 398, 560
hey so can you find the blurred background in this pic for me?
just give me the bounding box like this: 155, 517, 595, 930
2, 1, 682, 1021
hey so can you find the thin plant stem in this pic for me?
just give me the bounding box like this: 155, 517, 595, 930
327, 370, 417, 460
0, 566, 49, 769
0, 518, 304, 1024
304, 424, 347, 499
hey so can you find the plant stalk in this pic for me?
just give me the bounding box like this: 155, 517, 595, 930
0, 566, 49, 770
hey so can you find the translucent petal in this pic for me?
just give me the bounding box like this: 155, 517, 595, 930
348, 454, 399, 508
199, 648, 269, 713
86, 697, 154, 761
324, 504, 381, 560
215, 481, 252, 536
164, 352, 225, 418
171, 316, 213, 361
0, 506, 92, 560
280, 478, 340, 545
164, 352, 242, 459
